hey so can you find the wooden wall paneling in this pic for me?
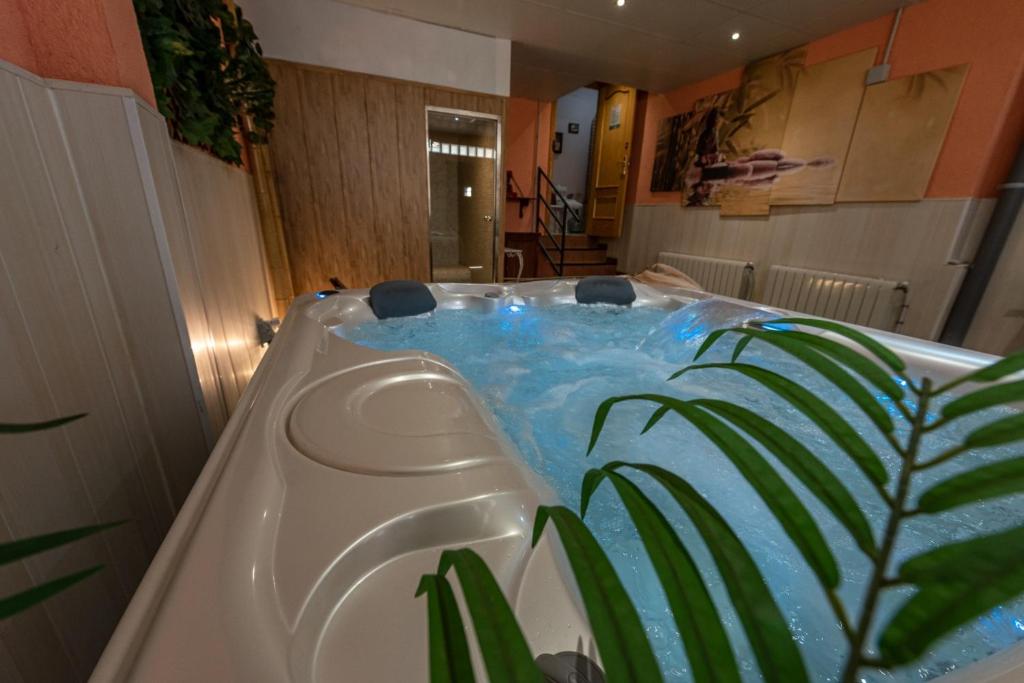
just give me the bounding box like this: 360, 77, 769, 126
299, 67, 352, 292
395, 82, 431, 282
365, 77, 413, 283
267, 62, 322, 294
426, 88, 456, 109
330, 71, 381, 289
247, 137, 295, 318
267, 60, 505, 289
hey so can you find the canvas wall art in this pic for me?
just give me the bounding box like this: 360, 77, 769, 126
837, 63, 968, 202
717, 45, 808, 216
770, 48, 877, 206
650, 111, 694, 192
650, 91, 736, 200
679, 90, 736, 207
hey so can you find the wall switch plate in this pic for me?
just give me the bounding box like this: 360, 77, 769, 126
866, 63, 891, 85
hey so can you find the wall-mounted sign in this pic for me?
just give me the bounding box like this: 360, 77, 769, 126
553, 131, 563, 154
609, 103, 622, 130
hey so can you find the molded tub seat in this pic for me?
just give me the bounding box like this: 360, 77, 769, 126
91, 288, 595, 683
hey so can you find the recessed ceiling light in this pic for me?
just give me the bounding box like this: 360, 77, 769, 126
731, 31, 741, 40
616, 0, 625, 6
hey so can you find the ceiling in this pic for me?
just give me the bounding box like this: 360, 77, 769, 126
337, 0, 906, 100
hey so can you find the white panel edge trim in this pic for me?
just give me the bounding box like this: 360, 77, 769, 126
123, 99, 216, 457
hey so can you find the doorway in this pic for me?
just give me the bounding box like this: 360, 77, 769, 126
551, 87, 599, 232
426, 108, 501, 283
548, 84, 637, 240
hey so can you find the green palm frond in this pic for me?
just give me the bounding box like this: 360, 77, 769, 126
1, 414, 121, 620
420, 318, 1024, 683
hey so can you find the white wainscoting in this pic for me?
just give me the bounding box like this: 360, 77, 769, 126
964, 206, 1024, 355
615, 199, 992, 340
0, 59, 273, 679
165, 141, 275, 433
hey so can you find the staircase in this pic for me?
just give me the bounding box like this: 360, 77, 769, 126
533, 166, 619, 278
537, 234, 618, 277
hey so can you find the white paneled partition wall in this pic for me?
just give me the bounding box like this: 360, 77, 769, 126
0, 58, 273, 680
615, 200, 985, 340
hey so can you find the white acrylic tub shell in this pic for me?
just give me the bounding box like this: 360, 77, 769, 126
90, 280, 1024, 682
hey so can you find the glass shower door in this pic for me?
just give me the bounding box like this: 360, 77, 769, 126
426, 108, 500, 283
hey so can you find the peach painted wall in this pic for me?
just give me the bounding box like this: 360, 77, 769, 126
505, 96, 553, 232
0, 0, 155, 106
631, 0, 1024, 205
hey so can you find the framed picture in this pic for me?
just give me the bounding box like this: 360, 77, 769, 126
568, 122, 580, 134
553, 132, 563, 154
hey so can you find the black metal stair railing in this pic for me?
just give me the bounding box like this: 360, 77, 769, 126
535, 167, 581, 277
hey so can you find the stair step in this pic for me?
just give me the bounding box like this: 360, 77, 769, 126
537, 258, 619, 278
563, 263, 619, 276
540, 234, 600, 250
539, 245, 608, 264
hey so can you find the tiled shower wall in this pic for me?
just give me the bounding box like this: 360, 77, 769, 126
428, 128, 499, 280
458, 155, 497, 282
428, 153, 459, 266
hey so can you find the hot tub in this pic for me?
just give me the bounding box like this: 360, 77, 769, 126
92, 280, 1024, 682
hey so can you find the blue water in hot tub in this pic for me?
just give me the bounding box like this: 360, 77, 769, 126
339, 300, 1024, 682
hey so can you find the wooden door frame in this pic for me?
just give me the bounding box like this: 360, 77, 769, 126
424, 106, 504, 283
584, 85, 636, 239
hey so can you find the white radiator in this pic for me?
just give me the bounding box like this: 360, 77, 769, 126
657, 251, 755, 299
761, 265, 909, 331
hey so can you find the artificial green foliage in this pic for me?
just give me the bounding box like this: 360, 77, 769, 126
133, 0, 275, 164
1, 415, 122, 619
416, 319, 1024, 682
416, 573, 479, 683
533, 505, 662, 682
436, 549, 543, 683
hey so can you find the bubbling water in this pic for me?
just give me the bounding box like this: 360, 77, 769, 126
339, 301, 1024, 682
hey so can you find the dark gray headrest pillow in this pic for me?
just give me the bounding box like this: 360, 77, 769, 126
575, 276, 636, 306
369, 280, 437, 319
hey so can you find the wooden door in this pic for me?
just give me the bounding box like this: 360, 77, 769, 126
585, 85, 636, 238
